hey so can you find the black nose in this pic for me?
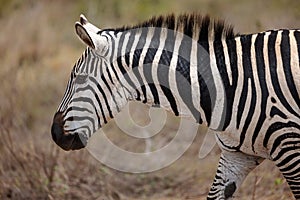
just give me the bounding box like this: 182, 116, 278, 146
51, 112, 86, 151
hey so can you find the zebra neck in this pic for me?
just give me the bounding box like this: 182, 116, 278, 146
113, 29, 231, 129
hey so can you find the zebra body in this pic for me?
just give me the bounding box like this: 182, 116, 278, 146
51, 14, 300, 199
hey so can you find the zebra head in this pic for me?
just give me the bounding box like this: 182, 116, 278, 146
51, 15, 127, 150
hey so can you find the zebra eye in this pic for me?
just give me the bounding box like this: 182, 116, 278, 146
75, 73, 88, 84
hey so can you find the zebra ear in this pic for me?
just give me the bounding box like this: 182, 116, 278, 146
75, 22, 96, 49
79, 14, 101, 33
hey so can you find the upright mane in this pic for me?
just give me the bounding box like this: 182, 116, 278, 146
108, 13, 236, 41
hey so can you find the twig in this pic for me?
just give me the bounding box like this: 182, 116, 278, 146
2, 127, 35, 188
252, 169, 257, 200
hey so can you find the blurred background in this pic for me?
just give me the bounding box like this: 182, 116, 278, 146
0, 0, 299, 199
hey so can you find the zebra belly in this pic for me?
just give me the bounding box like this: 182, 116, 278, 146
215, 130, 270, 159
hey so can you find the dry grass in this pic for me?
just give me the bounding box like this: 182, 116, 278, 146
0, 0, 299, 199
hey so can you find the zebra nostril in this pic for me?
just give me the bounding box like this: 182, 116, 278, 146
51, 111, 86, 150
51, 112, 65, 144
51, 122, 62, 142
51, 125, 58, 142
53, 111, 64, 125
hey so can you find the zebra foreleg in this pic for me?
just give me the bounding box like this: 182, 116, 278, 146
207, 150, 263, 200
273, 149, 300, 200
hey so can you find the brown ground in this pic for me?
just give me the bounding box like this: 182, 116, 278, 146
0, 0, 299, 199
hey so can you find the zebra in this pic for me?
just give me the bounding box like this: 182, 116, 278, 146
51, 13, 300, 199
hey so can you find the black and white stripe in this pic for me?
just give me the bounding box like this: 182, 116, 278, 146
53, 14, 300, 199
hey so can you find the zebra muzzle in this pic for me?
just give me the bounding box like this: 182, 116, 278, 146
51, 112, 86, 151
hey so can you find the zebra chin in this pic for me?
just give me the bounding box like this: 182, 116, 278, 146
51, 112, 87, 151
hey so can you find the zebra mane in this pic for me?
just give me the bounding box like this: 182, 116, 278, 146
109, 13, 236, 41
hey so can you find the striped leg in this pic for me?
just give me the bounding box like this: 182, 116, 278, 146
277, 162, 300, 199
272, 144, 300, 199
207, 150, 263, 200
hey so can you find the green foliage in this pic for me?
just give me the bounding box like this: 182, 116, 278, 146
274, 178, 284, 186
0, 0, 11, 16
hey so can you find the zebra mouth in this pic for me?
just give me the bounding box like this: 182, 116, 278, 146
51, 112, 86, 151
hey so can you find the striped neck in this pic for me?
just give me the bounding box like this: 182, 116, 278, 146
103, 26, 234, 129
